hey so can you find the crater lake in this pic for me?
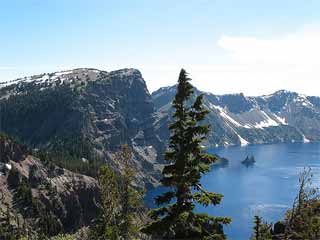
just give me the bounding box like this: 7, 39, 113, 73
146, 142, 320, 239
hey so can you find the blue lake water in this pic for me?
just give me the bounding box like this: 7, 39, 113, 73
146, 142, 320, 240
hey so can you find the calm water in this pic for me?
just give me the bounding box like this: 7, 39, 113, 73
146, 142, 320, 240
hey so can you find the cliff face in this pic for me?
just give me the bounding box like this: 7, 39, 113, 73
0, 134, 100, 234
0, 68, 164, 187
1, 68, 319, 188
152, 86, 320, 147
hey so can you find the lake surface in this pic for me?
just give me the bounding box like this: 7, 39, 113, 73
146, 142, 320, 240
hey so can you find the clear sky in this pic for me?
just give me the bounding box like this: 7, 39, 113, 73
1, 0, 320, 96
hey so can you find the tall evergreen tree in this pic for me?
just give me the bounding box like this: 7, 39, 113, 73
142, 69, 231, 239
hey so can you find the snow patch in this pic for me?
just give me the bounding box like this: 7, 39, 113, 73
294, 94, 314, 108
55, 70, 73, 76
0, 79, 20, 89
274, 115, 287, 125
209, 104, 242, 127
303, 135, 310, 143
5, 163, 12, 170
36, 74, 49, 84
237, 134, 249, 146
220, 110, 242, 127
254, 111, 279, 128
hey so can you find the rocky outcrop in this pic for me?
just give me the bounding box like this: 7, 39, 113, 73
0, 134, 100, 234
0, 68, 164, 187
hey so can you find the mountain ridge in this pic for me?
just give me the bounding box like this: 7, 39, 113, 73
1, 68, 319, 99
152, 84, 320, 147
0, 68, 319, 186
0, 68, 163, 187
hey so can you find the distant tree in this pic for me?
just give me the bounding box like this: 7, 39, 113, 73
117, 144, 145, 239
141, 69, 231, 239
32, 198, 62, 237
90, 164, 119, 240
253, 216, 262, 240
90, 145, 144, 240
0, 191, 31, 239
251, 216, 272, 240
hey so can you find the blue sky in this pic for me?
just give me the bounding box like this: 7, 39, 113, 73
1, 0, 320, 95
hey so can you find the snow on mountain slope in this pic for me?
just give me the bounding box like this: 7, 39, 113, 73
207, 103, 285, 130
152, 86, 319, 147
0, 68, 101, 92
1, 69, 319, 148
0, 68, 163, 187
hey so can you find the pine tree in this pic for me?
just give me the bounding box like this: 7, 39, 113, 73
90, 145, 144, 240
94, 165, 120, 240
141, 69, 231, 239
251, 216, 272, 240
253, 216, 262, 240
117, 144, 144, 240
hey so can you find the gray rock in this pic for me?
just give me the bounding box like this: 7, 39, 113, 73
152, 86, 320, 146
0, 135, 100, 233
0, 68, 165, 187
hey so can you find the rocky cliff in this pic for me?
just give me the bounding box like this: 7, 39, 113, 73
1, 68, 319, 187
152, 86, 320, 147
0, 134, 100, 236
0, 68, 164, 187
